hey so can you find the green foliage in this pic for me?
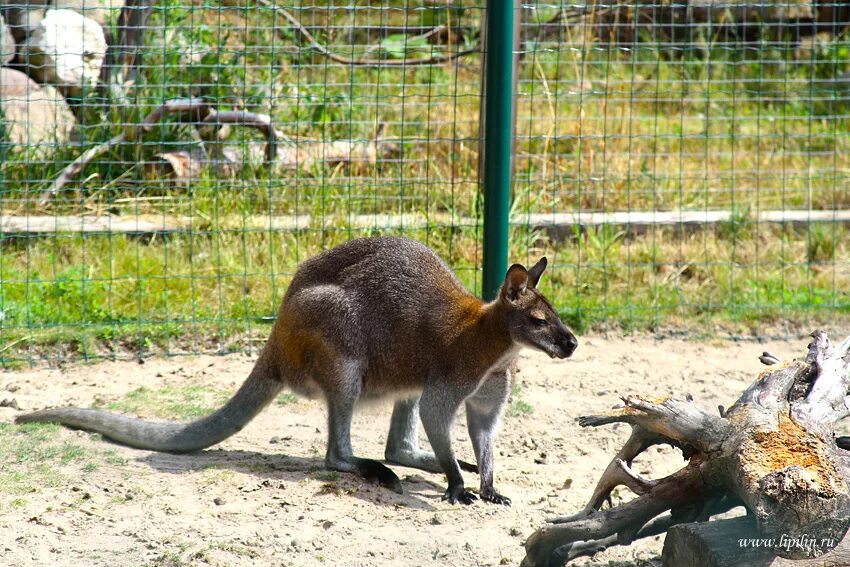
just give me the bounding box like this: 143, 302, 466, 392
717, 206, 753, 241
276, 392, 297, 406
807, 224, 838, 265
507, 384, 533, 417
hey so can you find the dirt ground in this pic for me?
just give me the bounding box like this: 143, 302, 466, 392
0, 334, 823, 567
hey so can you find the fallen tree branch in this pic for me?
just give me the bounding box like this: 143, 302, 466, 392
261, 1, 479, 67
40, 98, 278, 204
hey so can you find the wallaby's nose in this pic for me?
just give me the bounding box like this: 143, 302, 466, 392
563, 333, 578, 357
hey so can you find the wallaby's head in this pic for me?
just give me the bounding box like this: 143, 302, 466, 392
499, 258, 578, 359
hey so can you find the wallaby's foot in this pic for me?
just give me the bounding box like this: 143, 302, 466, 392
327, 456, 403, 494
385, 448, 478, 474
480, 486, 511, 506
442, 484, 478, 505
354, 458, 403, 494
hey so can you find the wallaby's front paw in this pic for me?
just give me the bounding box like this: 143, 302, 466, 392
480, 486, 511, 506
442, 484, 478, 505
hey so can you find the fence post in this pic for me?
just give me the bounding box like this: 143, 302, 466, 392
481, 0, 518, 301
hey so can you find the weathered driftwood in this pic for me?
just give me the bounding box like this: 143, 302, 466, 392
530, 0, 850, 46
40, 97, 278, 203
523, 331, 850, 567
663, 515, 850, 567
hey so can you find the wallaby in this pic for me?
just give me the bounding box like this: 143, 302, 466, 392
16, 236, 577, 505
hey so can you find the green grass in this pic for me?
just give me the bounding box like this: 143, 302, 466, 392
103, 384, 231, 420
1, 221, 849, 364
276, 392, 297, 406
2, 4, 850, 363
507, 384, 534, 418
0, 422, 101, 501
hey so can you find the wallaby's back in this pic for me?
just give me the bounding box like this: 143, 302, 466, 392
273, 237, 482, 396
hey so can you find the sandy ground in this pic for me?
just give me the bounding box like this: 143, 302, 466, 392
0, 334, 818, 567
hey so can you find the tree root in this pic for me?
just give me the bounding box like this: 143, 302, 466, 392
524, 330, 850, 566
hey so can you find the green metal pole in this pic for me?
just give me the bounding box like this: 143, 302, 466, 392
482, 0, 516, 301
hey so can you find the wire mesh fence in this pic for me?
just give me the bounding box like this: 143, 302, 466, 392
0, 1, 848, 366
514, 0, 850, 335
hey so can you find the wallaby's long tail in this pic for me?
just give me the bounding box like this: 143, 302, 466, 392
14, 353, 284, 453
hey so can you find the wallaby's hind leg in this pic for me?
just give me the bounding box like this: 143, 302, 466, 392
324, 381, 402, 494
466, 369, 512, 506
325, 399, 402, 493
385, 397, 478, 474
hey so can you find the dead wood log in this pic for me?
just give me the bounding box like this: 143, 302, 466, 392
523, 330, 850, 566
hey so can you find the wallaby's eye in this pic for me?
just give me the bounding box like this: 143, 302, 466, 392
531, 316, 547, 326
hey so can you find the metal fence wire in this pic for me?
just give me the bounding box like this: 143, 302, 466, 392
1, 0, 849, 365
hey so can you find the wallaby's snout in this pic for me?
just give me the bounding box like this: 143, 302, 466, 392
537, 320, 577, 359
553, 324, 578, 359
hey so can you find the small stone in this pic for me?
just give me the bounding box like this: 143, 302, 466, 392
4, 383, 19, 393
0, 398, 19, 409
239, 481, 261, 493
562, 478, 573, 489
213, 497, 225, 506
322, 520, 333, 530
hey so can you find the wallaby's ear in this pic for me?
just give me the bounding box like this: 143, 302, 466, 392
501, 264, 529, 303
527, 257, 547, 288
